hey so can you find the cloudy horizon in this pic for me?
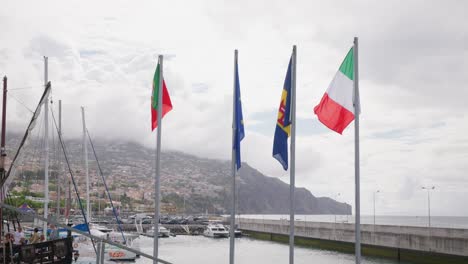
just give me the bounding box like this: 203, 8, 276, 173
1, 0, 467, 217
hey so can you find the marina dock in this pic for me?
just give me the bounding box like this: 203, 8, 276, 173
107, 223, 206, 235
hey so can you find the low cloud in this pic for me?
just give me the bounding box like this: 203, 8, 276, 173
1, 0, 468, 216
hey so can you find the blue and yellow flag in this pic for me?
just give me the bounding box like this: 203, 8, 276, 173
273, 58, 292, 170
234, 57, 245, 170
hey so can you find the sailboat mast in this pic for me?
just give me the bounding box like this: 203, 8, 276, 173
43, 56, 50, 237
65, 180, 71, 224
0, 76, 8, 240
0, 77, 6, 170
81, 107, 90, 221
98, 180, 101, 220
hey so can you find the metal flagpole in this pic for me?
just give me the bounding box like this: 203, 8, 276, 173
353, 37, 361, 264
57, 100, 62, 218
81, 107, 90, 221
289, 45, 297, 264
43, 56, 50, 238
229, 50, 238, 264
153, 55, 164, 264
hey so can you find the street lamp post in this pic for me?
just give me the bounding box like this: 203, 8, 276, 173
373, 190, 380, 226
334, 193, 340, 240
334, 193, 341, 224
372, 190, 380, 243
422, 186, 435, 228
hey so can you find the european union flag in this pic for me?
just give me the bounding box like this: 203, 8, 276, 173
234, 56, 245, 170
273, 57, 292, 170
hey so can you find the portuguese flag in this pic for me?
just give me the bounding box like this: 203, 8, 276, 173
314, 47, 358, 134
151, 63, 173, 131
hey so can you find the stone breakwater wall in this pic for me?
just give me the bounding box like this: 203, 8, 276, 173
236, 218, 468, 263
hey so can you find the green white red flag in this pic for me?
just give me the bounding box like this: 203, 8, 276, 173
314, 47, 359, 134
151, 63, 173, 131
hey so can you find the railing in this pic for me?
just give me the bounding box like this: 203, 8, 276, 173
19, 237, 73, 264
1, 237, 73, 264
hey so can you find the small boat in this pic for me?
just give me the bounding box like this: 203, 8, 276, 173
105, 244, 137, 261
203, 224, 229, 238
226, 226, 243, 237
74, 223, 138, 261
90, 223, 113, 234
90, 223, 139, 242
146, 225, 171, 238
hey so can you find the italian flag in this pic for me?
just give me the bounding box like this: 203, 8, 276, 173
314, 47, 358, 134
151, 63, 173, 131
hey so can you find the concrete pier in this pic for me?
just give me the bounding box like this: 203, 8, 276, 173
237, 218, 468, 263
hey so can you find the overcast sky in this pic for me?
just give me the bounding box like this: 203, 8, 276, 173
1, 0, 467, 216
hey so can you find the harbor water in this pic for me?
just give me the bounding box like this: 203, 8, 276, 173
75, 215, 468, 263
133, 235, 410, 264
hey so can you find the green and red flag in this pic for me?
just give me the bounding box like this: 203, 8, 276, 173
314, 47, 358, 134
151, 63, 173, 131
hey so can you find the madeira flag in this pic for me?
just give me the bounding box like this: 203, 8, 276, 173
151, 62, 173, 131
273, 57, 292, 170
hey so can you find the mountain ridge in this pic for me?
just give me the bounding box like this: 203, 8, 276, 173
5, 132, 351, 215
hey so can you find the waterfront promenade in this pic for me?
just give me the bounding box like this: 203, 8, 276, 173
237, 218, 468, 263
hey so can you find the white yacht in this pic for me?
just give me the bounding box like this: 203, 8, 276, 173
90, 223, 139, 242
146, 225, 171, 238
203, 224, 229, 238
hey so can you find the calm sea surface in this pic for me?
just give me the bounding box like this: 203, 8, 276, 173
76, 215, 467, 263
134, 235, 410, 264
238, 215, 468, 229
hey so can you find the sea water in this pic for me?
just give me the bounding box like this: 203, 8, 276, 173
134, 235, 410, 264
79, 215, 467, 263
238, 214, 468, 228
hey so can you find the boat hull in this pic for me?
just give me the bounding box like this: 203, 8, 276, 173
203, 223, 230, 238
203, 230, 229, 238
105, 245, 137, 261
